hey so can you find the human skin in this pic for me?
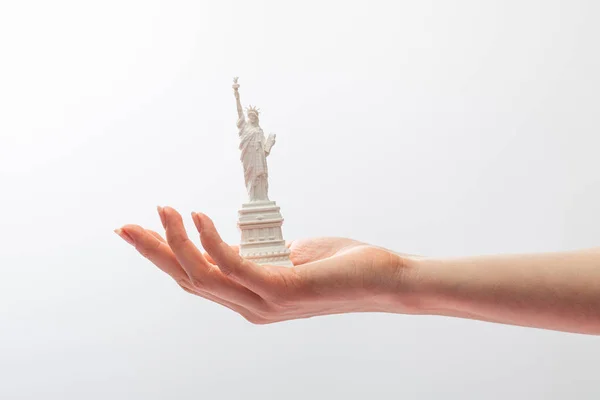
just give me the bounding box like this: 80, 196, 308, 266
115, 206, 600, 335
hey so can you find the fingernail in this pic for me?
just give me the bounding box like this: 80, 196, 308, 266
191, 212, 201, 231
157, 206, 166, 229
114, 228, 134, 246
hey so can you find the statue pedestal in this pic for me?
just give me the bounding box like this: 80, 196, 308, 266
237, 201, 293, 267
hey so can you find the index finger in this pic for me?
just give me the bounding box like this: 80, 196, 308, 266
192, 212, 274, 295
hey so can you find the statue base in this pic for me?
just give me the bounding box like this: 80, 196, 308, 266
237, 201, 293, 267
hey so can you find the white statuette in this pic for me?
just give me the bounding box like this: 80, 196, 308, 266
232, 78, 293, 267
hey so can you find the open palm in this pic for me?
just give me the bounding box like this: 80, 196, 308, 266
116, 207, 406, 323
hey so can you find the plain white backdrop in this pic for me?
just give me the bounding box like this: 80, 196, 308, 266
1, 0, 599, 398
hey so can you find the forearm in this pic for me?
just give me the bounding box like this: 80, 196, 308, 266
235, 96, 243, 118
403, 249, 600, 335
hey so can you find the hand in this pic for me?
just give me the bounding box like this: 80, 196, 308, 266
115, 207, 411, 324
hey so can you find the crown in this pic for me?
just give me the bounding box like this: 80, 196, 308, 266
246, 105, 260, 115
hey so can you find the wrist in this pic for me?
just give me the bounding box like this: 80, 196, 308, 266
380, 254, 444, 315
359, 247, 427, 314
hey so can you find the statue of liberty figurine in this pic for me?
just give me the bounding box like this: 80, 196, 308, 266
231, 77, 292, 266
232, 77, 276, 202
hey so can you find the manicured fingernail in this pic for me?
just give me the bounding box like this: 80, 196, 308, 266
157, 206, 166, 229
114, 228, 134, 245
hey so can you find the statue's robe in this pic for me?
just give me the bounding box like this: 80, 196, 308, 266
237, 116, 272, 202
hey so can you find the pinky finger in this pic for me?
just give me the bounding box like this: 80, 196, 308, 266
177, 281, 267, 325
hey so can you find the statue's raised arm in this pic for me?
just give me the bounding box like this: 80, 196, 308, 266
232, 77, 244, 122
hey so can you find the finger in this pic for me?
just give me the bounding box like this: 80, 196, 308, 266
160, 206, 267, 310
148, 230, 166, 243
204, 245, 240, 265
192, 212, 273, 294
177, 280, 266, 324
116, 225, 263, 321
116, 225, 188, 281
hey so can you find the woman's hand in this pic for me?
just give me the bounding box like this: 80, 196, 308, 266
115, 206, 600, 334
115, 206, 412, 324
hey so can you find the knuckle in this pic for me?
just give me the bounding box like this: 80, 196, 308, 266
189, 276, 206, 290
268, 296, 294, 312
169, 233, 190, 247
137, 246, 152, 258
136, 240, 161, 258
205, 264, 222, 281
215, 261, 236, 278
253, 300, 284, 320
219, 266, 234, 278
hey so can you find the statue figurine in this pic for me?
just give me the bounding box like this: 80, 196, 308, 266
232, 77, 276, 202
232, 77, 293, 267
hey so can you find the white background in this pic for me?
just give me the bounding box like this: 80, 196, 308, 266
1, 1, 599, 398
